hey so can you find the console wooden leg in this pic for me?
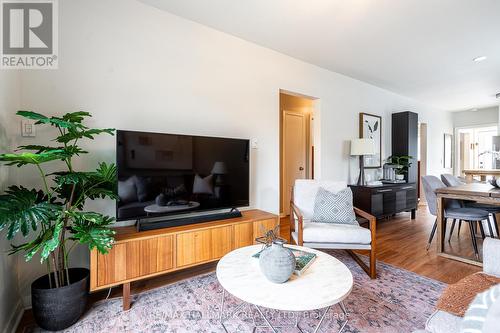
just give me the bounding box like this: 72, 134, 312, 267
411, 209, 416, 220
123, 282, 131, 311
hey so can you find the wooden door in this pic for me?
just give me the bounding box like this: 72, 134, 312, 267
283, 111, 307, 215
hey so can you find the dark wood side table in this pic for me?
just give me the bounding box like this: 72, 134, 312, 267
349, 183, 417, 219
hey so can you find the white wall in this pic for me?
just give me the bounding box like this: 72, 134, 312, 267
453, 106, 499, 128
0, 72, 23, 333
4, 0, 453, 307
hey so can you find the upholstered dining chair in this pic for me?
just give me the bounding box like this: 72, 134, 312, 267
289, 180, 377, 279
441, 173, 500, 239
422, 175, 490, 260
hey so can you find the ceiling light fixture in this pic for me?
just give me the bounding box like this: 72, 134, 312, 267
473, 56, 487, 62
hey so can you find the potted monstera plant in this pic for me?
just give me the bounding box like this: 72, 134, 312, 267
0, 111, 117, 331
387, 155, 413, 181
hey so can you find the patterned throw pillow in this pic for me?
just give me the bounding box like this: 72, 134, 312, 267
461, 284, 500, 333
312, 187, 357, 225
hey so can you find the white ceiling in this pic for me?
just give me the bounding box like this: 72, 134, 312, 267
140, 0, 500, 111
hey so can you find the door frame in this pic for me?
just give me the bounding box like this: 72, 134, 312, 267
454, 123, 498, 175
279, 90, 318, 217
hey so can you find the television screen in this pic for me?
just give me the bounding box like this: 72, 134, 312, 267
116, 130, 250, 221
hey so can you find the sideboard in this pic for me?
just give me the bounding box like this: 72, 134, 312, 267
349, 183, 417, 219
90, 209, 278, 310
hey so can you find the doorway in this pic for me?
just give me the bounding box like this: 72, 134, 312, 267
456, 125, 498, 175
279, 91, 316, 217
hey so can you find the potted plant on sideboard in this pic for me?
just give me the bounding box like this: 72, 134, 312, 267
387, 155, 413, 181
0, 111, 117, 331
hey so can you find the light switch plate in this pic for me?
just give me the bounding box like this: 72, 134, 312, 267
251, 138, 258, 149
21, 119, 36, 137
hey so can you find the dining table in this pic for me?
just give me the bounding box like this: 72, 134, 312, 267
435, 183, 500, 266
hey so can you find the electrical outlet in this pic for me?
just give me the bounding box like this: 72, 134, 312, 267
21, 119, 36, 137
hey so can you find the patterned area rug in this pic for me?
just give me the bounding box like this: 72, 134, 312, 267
35, 251, 444, 332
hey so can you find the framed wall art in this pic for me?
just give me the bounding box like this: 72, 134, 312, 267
359, 113, 382, 168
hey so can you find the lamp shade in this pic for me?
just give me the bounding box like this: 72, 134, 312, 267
211, 161, 228, 174
350, 138, 375, 156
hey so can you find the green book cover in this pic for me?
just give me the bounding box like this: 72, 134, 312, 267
253, 247, 317, 276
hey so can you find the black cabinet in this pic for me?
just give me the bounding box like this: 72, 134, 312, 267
392, 111, 418, 183
349, 183, 417, 219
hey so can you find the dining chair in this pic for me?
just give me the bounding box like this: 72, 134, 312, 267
441, 174, 500, 239
422, 175, 490, 260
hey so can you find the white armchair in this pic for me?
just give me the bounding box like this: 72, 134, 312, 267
290, 179, 377, 278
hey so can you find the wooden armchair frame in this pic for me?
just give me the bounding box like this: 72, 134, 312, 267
290, 191, 377, 279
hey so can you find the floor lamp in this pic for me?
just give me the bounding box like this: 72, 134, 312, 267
351, 138, 376, 186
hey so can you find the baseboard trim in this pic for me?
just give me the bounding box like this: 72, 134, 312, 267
3, 300, 24, 333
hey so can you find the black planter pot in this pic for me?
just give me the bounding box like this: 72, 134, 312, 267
31, 267, 89, 331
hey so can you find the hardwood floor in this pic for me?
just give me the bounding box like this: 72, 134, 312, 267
281, 204, 481, 284
370, 206, 483, 283
16, 204, 481, 332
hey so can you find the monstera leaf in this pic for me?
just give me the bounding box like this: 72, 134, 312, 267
56, 128, 114, 144
84, 162, 118, 200
10, 221, 63, 262
53, 162, 117, 207
17, 145, 88, 156
69, 211, 115, 254
0, 149, 70, 167
61, 111, 92, 124
0, 186, 60, 240
17, 111, 80, 129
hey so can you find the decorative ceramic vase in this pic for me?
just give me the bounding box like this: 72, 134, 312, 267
395, 174, 405, 181
259, 240, 296, 283
155, 193, 167, 206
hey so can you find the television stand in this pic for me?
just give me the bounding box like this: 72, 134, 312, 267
137, 208, 242, 231
90, 209, 278, 310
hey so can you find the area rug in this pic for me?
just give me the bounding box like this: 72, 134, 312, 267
34, 251, 444, 333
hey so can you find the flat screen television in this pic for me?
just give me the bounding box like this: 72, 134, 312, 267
116, 130, 250, 222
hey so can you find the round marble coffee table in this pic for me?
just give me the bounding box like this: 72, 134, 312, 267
216, 244, 353, 333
